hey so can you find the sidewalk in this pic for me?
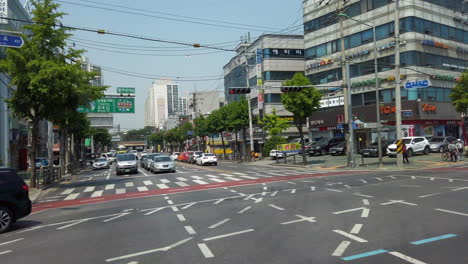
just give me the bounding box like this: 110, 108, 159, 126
22, 170, 77, 203
247, 153, 468, 172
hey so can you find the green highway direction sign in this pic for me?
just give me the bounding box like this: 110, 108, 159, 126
77, 98, 135, 113
117, 87, 136, 94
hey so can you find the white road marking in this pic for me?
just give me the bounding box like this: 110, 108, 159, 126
333, 230, 368, 243
156, 184, 169, 189
449, 178, 454, 182
287, 181, 296, 185
226, 177, 241, 181
167, 200, 174, 205
171, 206, 179, 212
137, 187, 149, 192
198, 243, 214, 258
0, 238, 23, 246
175, 182, 189, 187
388, 251, 427, 264
290, 189, 296, 194
233, 172, 246, 175
418, 193, 441, 198
240, 175, 258, 179
326, 188, 342, 193
0, 250, 12, 255
271, 191, 278, 196
203, 229, 254, 241
209, 218, 230, 229
361, 208, 369, 218
381, 200, 418, 206
389, 176, 396, 179
139, 169, 148, 176
177, 214, 186, 221
57, 220, 88, 230
219, 173, 233, 176
400, 185, 421, 188
193, 180, 209, 185
116, 189, 126, 194
333, 207, 365, 215
209, 178, 225, 183
359, 179, 368, 183
311, 186, 316, 191
376, 177, 383, 181
362, 199, 370, 206
261, 192, 267, 196
281, 215, 316, 225
90, 191, 103, 197
331, 241, 351, 257
191, 176, 203, 180
451, 187, 468, 192
253, 197, 263, 203
430, 177, 435, 181
411, 176, 416, 179
230, 190, 237, 193
64, 193, 80, 200
244, 194, 255, 200
238, 206, 251, 214
214, 199, 225, 204
143, 180, 153, 186
344, 185, 351, 188
353, 193, 374, 198
105, 184, 115, 190
181, 203, 196, 209
435, 208, 468, 217
61, 188, 74, 195
103, 213, 130, 222
125, 182, 134, 187
350, 224, 363, 234
176, 177, 188, 181
144, 207, 166, 216
83, 186, 95, 193
105, 237, 193, 262
268, 204, 285, 211
205, 174, 217, 178
106, 173, 111, 180
184, 225, 196, 235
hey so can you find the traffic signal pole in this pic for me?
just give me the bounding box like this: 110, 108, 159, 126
394, 0, 403, 167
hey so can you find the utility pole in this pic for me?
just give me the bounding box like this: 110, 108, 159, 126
394, 0, 403, 167
338, 0, 351, 167
193, 84, 200, 151
346, 62, 356, 167
243, 45, 255, 161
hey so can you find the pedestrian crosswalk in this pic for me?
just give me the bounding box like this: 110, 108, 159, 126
38, 168, 315, 203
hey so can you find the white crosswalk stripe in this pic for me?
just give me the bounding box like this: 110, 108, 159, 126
239, 175, 258, 179
191, 176, 203, 180
143, 180, 153, 186
193, 180, 209, 185
219, 173, 233, 176
160, 179, 171, 183
225, 177, 241, 181
91, 191, 103, 197
156, 184, 169, 189
175, 181, 189, 187
205, 174, 218, 178
137, 187, 148, 192
105, 184, 115, 190
176, 177, 188, 181
83, 186, 95, 193
125, 182, 134, 187
116, 189, 126, 194
209, 178, 226, 183
61, 188, 74, 195
64, 193, 79, 200
233, 172, 247, 175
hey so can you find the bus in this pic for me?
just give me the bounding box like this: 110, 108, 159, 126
116, 145, 127, 154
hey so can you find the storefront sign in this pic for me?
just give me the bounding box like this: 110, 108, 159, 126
310, 120, 324, 126
277, 143, 301, 153
402, 125, 415, 137
421, 40, 449, 49
422, 104, 437, 112
380, 106, 396, 114
402, 110, 413, 117
430, 74, 457, 82
257, 92, 264, 109
345, 49, 370, 60
306, 59, 334, 70
269, 49, 303, 58
405, 80, 429, 89
442, 63, 466, 70
377, 41, 396, 51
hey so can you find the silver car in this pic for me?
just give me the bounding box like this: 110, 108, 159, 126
429, 136, 457, 153
145, 153, 162, 171
150, 156, 176, 173
93, 158, 109, 170
116, 153, 138, 175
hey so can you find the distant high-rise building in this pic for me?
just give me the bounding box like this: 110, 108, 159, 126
167, 83, 179, 115
144, 79, 180, 129
178, 97, 188, 115
80, 57, 103, 87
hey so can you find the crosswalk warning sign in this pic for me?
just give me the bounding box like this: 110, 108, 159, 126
396, 140, 404, 154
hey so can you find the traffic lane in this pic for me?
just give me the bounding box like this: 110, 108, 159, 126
1, 205, 190, 264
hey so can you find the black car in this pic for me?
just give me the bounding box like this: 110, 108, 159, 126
0, 168, 32, 233
329, 142, 346, 156
360, 141, 392, 157
309, 137, 346, 156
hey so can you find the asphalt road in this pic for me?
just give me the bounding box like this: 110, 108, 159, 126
2, 162, 468, 264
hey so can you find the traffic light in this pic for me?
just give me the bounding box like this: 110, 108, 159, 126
280, 86, 305, 93
229, 88, 251, 94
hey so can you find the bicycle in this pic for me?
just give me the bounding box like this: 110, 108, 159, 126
441, 150, 451, 161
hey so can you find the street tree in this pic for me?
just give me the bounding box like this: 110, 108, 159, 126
0, 0, 104, 187
281, 73, 322, 165
194, 115, 209, 151
226, 99, 249, 160
450, 72, 468, 113
148, 132, 165, 152
90, 128, 112, 153
259, 108, 290, 156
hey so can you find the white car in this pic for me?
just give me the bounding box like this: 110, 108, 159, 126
196, 153, 218, 166
387, 137, 430, 157
269, 149, 293, 159
171, 152, 180, 161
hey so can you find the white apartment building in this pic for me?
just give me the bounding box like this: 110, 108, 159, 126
144, 79, 180, 129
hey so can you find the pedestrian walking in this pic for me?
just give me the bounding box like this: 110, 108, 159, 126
456, 139, 464, 161
403, 143, 409, 163
448, 141, 458, 162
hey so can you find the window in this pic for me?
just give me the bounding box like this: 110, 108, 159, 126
265, 94, 282, 104
316, 44, 327, 57
440, 24, 449, 39
305, 47, 316, 59
349, 34, 361, 48
376, 24, 390, 40
423, 20, 433, 34
364, 92, 376, 105
361, 29, 373, 44
352, 94, 363, 106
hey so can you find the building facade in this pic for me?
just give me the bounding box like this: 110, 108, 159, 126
178, 97, 188, 116
303, 0, 467, 143
0, 0, 30, 169
188, 91, 224, 118
144, 79, 180, 129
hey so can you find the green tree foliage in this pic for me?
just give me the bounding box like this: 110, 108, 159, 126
90, 128, 112, 152
259, 108, 290, 156
0, 0, 104, 186
263, 136, 287, 158
281, 73, 322, 165
122, 126, 155, 141
194, 115, 209, 150
148, 131, 165, 150
450, 72, 468, 113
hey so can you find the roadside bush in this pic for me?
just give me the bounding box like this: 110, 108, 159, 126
263, 136, 287, 157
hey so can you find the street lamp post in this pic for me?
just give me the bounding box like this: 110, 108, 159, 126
338, 13, 383, 167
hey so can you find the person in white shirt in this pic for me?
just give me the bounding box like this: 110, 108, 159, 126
456, 139, 464, 161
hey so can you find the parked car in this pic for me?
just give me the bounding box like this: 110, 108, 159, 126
102, 153, 115, 164
116, 153, 138, 175
429, 136, 457, 153
130, 150, 138, 155
145, 153, 162, 171
189, 151, 204, 164
309, 137, 345, 156
196, 153, 218, 166
0, 168, 32, 233
387, 137, 430, 157
178, 152, 189, 162
93, 158, 109, 170
140, 155, 147, 168
171, 152, 180, 160
269, 149, 294, 159
360, 140, 392, 157
150, 155, 176, 173
329, 142, 346, 156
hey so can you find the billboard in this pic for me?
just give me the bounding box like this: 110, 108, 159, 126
277, 143, 301, 153
77, 98, 135, 113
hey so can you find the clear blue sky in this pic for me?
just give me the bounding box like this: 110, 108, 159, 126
53, 0, 303, 129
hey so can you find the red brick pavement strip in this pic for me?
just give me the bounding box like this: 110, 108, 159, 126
31, 171, 368, 213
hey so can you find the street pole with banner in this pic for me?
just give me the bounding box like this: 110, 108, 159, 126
394, 0, 403, 167
346, 62, 356, 167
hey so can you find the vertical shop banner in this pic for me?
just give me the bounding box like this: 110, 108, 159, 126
0, 0, 7, 24
402, 125, 415, 137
